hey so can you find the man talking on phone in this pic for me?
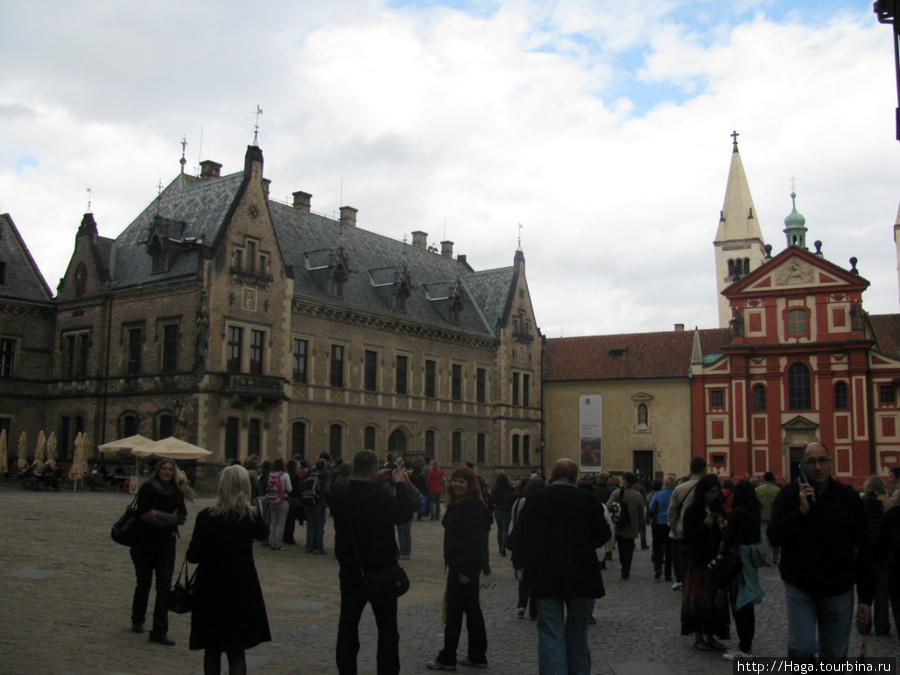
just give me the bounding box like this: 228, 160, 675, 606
768, 442, 874, 662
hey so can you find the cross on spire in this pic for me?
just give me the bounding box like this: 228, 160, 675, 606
517, 222, 523, 250
86, 187, 93, 213
180, 135, 188, 174
252, 106, 263, 146
731, 129, 740, 152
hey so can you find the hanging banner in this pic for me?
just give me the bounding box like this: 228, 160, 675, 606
579, 395, 603, 472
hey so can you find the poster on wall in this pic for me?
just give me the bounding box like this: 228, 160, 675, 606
579, 395, 603, 472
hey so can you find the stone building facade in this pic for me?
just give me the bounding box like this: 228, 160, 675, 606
0, 144, 543, 481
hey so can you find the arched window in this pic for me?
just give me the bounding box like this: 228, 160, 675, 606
329, 424, 343, 460
476, 433, 486, 465
157, 414, 174, 440
425, 429, 436, 460
788, 363, 811, 410
364, 426, 377, 451
388, 428, 407, 454
225, 417, 240, 461
512, 434, 520, 465
753, 385, 766, 412
834, 382, 849, 410
291, 421, 306, 459
120, 412, 138, 438
451, 431, 462, 465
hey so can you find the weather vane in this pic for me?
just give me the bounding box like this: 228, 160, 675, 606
517, 222, 523, 250
180, 135, 188, 174
86, 187, 93, 213
252, 106, 263, 146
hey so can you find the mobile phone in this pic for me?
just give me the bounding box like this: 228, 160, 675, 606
798, 462, 815, 504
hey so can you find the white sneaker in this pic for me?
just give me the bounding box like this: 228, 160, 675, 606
723, 650, 752, 661
671, 582, 682, 590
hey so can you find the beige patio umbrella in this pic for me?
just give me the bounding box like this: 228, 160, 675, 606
98, 434, 153, 454
34, 430, 46, 465
132, 436, 212, 461
17, 431, 27, 470
68, 432, 85, 481
46, 432, 58, 469
0, 429, 7, 475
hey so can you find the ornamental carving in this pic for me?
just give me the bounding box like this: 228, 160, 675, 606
776, 259, 814, 286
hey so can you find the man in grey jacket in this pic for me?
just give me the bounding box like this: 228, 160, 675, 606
606, 472, 644, 579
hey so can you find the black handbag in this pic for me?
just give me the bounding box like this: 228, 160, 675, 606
168, 557, 197, 614
363, 563, 410, 602
111, 495, 139, 547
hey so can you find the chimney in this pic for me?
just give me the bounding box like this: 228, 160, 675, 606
441, 240, 454, 258
293, 191, 312, 212
199, 160, 222, 180
674, 323, 685, 332
340, 206, 358, 228
262, 178, 271, 199
412, 231, 428, 250
457, 254, 466, 266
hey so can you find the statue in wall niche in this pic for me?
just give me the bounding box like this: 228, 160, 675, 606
730, 309, 744, 337
850, 301, 863, 331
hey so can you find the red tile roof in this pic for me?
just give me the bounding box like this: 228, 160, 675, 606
545, 328, 732, 381
870, 313, 900, 360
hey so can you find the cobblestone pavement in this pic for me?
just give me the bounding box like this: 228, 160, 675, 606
1, 485, 896, 674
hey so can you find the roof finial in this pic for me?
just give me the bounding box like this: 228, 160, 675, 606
731, 129, 740, 153
86, 186, 93, 213
252, 105, 263, 146
517, 222, 523, 251
180, 135, 188, 174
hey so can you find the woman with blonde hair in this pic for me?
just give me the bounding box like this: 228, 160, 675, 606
187, 464, 270, 674
426, 466, 490, 670
130, 458, 194, 646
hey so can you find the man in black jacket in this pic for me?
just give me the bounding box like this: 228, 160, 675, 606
512, 458, 610, 675
768, 442, 874, 662
332, 450, 413, 674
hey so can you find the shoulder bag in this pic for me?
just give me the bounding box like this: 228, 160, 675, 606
168, 556, 197, 614
111, 494, 140, 547
343, 491, 409, 602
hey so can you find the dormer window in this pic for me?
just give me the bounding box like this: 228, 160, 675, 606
149, 237, 168, 274
330, 264, 347, 297
394, 280, 411, 312
608, 348, 626, 359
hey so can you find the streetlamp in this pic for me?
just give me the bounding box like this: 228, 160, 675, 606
875, 0, 900, 141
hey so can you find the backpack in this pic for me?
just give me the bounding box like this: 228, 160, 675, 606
609, 487, 631, 528
265, 472, 285, 504
300, 473, 322, 506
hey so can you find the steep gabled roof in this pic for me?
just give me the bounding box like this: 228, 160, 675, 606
271, 201, 507, 338
869, 313, 900, 360
0, 214, 53, 302
545, 328, 732, 381
109, 172, 244, 288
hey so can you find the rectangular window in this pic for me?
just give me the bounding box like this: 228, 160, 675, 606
331, 345, 345, 388
365, 350, 378, 392
227, 326, 243, 373
881, 384, 896, 405
425, 430, 435, 458
523, 374, 530, 407
246, 240, 257, 275
249, 329, 265, 375
126, 327, 142, 374
225, 418, 240, 461
0, 338, 14, 378
162, 324, 178, 373
476, 368, 486, 403
65, 334, 77, 378
396, 355, 408, 395
476, 433, 486, 465
425, 359, 436, 398
330, 424, 343, 459
451, 364, 462, 401
452, 431, 462, 465
523, 435, 530, 464
512, 373, 520, 406
512, 435, 520, 464
787, 309, 808, 336
364, 426, 376, 451
292, 339, 308, 384
77, 333, 89, 377
710, 389, 725, 408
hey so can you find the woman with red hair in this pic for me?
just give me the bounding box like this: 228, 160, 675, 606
426, 466, 490, 670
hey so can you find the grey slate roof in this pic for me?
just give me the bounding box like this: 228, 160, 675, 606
100, 160, 514, 341
108, 172, 244, 288
0, 214, 53, 303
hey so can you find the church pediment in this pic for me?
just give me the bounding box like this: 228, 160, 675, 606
726, 247, 869, 299
782, 415, 819, 432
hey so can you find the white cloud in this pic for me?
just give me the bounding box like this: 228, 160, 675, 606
1, 0, 898, 336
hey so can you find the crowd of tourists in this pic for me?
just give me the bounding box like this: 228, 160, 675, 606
119, 445, 900, 674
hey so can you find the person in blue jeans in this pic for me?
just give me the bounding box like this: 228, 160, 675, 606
303, 459, 331, 554
510, 458, 610, 675
768, 442, 874, 662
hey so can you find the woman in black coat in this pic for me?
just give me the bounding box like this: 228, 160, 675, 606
187, 465, 270, 675
426, 466, 490, 670
130, 458, 193, 646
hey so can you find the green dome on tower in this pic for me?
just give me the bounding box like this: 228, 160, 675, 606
783, 191, 807, 249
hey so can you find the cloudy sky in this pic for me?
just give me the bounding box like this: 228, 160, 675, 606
2, 1, 899, 337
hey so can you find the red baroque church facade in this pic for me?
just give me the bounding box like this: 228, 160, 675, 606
692, 230, 900, 486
